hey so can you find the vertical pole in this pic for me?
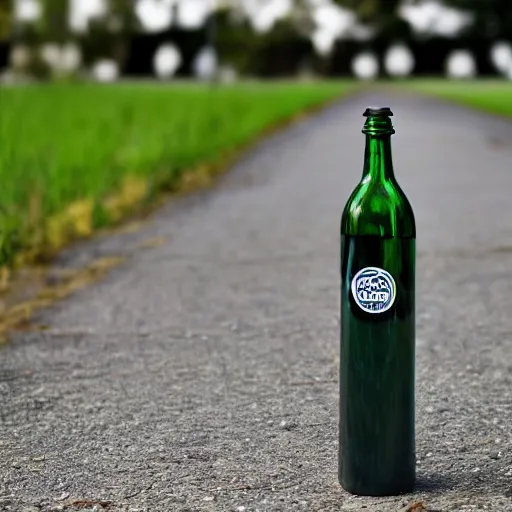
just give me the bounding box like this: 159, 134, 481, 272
206, 0, 217, 87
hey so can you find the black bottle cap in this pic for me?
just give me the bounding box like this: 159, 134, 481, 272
363, 107, 393, 117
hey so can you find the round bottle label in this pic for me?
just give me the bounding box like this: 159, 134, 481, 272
351, 266, 396, 314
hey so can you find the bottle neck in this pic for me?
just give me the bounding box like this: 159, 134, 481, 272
362, 135, 395, 182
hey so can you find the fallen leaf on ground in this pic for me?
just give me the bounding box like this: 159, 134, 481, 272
400, 502, 427, 512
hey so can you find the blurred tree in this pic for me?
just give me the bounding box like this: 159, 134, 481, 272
39, 0, 70, 43
80, 0, 140, 71
333, 0, 412, 39
213, 9, 261, 75
442, 0, 512, 38
214, 7, 314, 78
0, 0, 11, 41
106, 0, 140, 67
251, 18, 313, 77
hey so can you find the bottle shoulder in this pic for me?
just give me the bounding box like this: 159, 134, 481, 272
341, 179, 416, 238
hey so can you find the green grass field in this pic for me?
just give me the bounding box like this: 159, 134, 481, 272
403, 79, 512, 117
1, 79, 510, 268
0, 81, 352, 266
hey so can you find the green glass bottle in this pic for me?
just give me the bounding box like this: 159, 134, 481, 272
338, 107, 416, 496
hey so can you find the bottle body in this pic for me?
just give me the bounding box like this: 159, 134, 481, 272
338, 107, 416, 496
339, 234, 415, 496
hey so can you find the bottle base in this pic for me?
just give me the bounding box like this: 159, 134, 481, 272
338, 478, 415, 497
